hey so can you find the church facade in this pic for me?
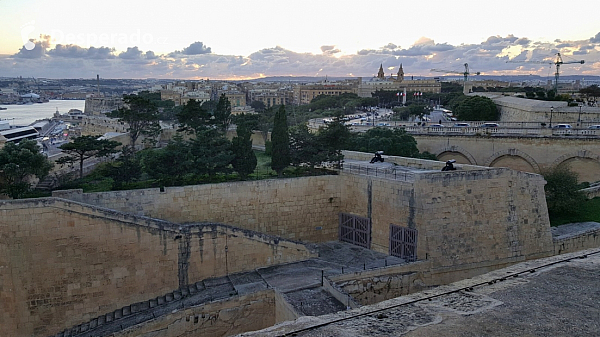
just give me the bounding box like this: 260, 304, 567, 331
357, 64, 441, 98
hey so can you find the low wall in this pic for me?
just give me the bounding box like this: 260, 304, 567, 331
552, 222, 600, 255
53, 175, 341, 243
113, 290, 279, 337
342, 150, 484, 171
0, 198, 314, 337
581, 185, 600, 199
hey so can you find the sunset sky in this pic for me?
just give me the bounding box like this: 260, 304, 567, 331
0, 0, 598, 79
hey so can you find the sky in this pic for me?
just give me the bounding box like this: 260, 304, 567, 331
0, 0, 598, 80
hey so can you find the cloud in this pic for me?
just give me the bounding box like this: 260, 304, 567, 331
181, 42, 212, 55
2, 33, 598, 79
48, 45, 116, 59
13, 35, 52, 58
119, 46, 143, 59
321, 45, 341, 55
590, 32, 600, 43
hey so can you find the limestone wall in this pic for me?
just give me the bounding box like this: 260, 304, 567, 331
0, 198, 314, 337
112, 290, 278, 337
53, 176, 342, 243
339, 165, 554, 285
553, 224, 600, 255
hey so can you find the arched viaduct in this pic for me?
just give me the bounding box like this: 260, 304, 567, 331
414, 135, 600, 183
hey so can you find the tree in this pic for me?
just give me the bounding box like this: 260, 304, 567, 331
346, 127, 420, 158
271, 105, 290, 176
57, 135, 121, 179
107, 95, 162, 151
289, 124, 325, 169
102, 146, 142, 189
176, 99, 211, 134
317, 111, 350, 167
214, 94, 232, 132
250, 100, 266, 112
188, 128, 234, 177
543, 166, 586, 217
140, 135, 192, 186
231, 119, 257, 179
0, 140, 53, 198
454, 96, 499, 121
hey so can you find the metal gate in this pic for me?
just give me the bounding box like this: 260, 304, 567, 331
339, 213, 371, 249
389, 224, 418, 262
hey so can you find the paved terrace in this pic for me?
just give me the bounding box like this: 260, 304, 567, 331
51, 242, 406, 337
240, 248, 600, 337
341, 159, 439, 182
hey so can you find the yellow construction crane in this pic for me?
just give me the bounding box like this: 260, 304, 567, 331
507, 53, 584, 92
430, 63, 480, 93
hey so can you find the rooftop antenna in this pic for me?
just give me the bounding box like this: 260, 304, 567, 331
96, 74, 100, 97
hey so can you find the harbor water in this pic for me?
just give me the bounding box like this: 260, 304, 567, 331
0, 100, 85, 126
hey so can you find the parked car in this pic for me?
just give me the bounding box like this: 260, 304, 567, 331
587, 125, 600, 129
429, 124, 445, 128
453, 123, 470, 127
552, 124, 572, 129
479, 123, 499, 128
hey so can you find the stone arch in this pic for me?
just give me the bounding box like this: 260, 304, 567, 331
434, 145, 477, 165
484, 148, 540, 173
552, 150, 600, 183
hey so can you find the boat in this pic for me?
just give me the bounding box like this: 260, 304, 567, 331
0, 107, 7, 110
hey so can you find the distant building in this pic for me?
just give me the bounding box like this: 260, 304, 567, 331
357, 64, 441, 98
293, 79, 358, 105
84, 96, 124, 115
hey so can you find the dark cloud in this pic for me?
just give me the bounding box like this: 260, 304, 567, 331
145, 51, 158, 59
556, 43, 574, 48
119, 47, 143, 59
321, 45, 341, 55
590, 32, 600, 43
573, 50, 588, 55
47, 44, 115, 59
182, 42, 212, 55
13, 35, 52, 58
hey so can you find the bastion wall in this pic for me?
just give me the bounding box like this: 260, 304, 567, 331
0, 198, 313, 337
53, 175, 342, 243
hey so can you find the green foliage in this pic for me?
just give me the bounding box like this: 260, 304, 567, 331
188, 128, 234, 177
543, 166, 586, 218
347, 127, 420, 157
271, 105, 290, 176
136, 90, 179, 121
549, 197, 600, 227
139, 136, 192, 186
57, 135, 121, 179
214, 94, 232, 132
231, 121, 257, 179
289, 124, 325, 169
176, 99, 211, 134
454, 96, 499, 121
250, 100, 266, 112
101, 146, 142, 189
0, 140, 53, 198
107, 94, 161, 149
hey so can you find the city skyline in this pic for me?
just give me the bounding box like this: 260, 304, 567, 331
0, 0, 598, 80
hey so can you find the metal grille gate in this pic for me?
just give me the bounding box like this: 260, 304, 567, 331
339, 213, 371, 249
389, 224, 418, 262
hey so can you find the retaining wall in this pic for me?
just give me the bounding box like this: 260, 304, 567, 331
0, 198, 313, 337
53, 175, 341, 243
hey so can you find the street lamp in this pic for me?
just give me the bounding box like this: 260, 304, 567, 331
549, 106, 554, 128
578, 104, 583, 126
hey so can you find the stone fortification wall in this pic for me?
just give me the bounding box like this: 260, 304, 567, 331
53, 175, 341, 243
0, 198, 313, 337
343, 150, 484, 171
413, 135, 600, 183
414, 168, 553, 278
112, 290, 279, 337
552, 222, 600, 255
340, 162, 553, 284
475, 93, 600, 123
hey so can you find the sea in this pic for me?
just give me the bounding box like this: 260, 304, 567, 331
0, 100, 85, 127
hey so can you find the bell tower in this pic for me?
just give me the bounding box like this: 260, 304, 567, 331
397, 64, 404, 82
377, 64, 385, 79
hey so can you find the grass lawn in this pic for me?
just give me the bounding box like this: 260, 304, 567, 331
550, 197, 600, 227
